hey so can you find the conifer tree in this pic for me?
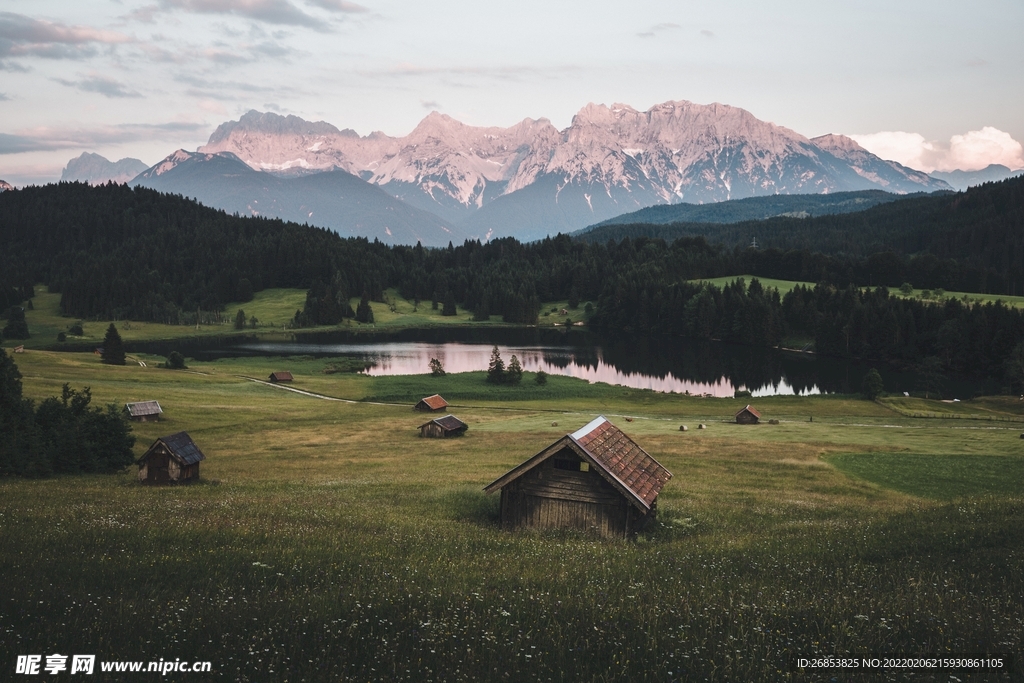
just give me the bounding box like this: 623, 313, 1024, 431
486, 346, 505, 384
102, 323, 126, 366
506, 355, 523, 385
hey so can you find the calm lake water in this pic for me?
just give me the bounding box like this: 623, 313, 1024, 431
169, 327, 991, 398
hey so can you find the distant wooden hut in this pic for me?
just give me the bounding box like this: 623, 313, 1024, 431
269, 371, 293, 383
125, 400, 163, 422
13, 345, 24, 353
419, 414, 468, 438
137, 431, 206, 484
735, 404, 761, 424
484, 416, 672, 539
414, 394, 449, 412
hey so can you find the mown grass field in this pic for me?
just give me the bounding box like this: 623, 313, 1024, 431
5, 286, 596, 354
697, 274, 1024, 309
1, 350, 1022, 681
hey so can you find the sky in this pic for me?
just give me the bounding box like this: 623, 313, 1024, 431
2, 0, 1022, 186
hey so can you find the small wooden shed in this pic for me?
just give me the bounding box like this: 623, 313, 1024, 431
419, 414, 468, 438
735, 404, 761, 424
125, 400, 163, 422
484, 416, 672, 539
137, 431, 206, 484
414, 394, 449, 412
269, 371, 293, 383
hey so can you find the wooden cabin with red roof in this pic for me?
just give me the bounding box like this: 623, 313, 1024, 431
137, 431, 206, 484
414, 394, 449, 412
735, 405, 761, 425
483, 416, 672, 539
269, 371, 293, 383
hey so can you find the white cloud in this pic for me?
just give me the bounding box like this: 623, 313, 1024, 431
850, 127, 1024, 173
948, 128, 1024, 172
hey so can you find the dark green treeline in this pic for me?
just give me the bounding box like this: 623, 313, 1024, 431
3, 181, 1024, 386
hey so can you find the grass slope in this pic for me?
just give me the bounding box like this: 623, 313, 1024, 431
1, 351, 1022, 681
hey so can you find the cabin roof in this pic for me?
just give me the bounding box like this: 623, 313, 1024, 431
269, 371, 293, 381
421, 414, 467, 431
139, 431, 206, 466
736, 404, 761, 418
125, 400, 162, 417
418, 394, 448, 410
484, 416, 672, 512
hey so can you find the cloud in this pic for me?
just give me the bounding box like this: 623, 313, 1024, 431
700, 29, 714, 38
637, 22, 680, 38
0, 121, 208, 155
420, 99, 440, 110
53, 74, 142, 98
303, 0, 368, 13
158, 0, 326, 30
0, 92, 10, 101
850, 127, 1024, 173
948, 128, 1024, 171
0, 12, 133, 66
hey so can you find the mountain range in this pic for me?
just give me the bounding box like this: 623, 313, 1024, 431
88, 100, 980, 245
61, 152, 148, 185
929, 164, 1024, 191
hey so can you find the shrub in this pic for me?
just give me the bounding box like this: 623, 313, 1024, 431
535, 370, 548, 386
862, 368, 885, 400
165, 351, 187, 370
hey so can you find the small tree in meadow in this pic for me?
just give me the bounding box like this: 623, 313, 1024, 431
506, 355, 523, 385
429, 358, 445, 377
486, 346, 505, 384
234, 309, 246, 330
101, 323, 126, 366
862, 368, 885, 400
356, 294, 374, 324
535, 370, 548, 386
165, 351, 187, 370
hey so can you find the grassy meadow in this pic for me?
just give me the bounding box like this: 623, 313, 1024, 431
6, 286, 594, 355
1, 349, 1022, 681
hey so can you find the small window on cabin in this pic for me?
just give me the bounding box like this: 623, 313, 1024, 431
579, 462, 589, 472
552, 456, 585, 473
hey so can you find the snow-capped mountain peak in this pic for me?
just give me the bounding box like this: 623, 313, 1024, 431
194, 100, 951, 240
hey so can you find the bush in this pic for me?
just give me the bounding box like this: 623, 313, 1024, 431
68, 323, 84, 336
164, 351, 187, 370
899, 282, 913, 295
862, 368, 885, 400
56, 332, 67, 342
535, 370, 548, 386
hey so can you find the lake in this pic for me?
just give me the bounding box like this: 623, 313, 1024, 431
161, 327, 992, 399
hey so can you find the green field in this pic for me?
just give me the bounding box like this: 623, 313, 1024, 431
3, 286, 593, 353
1, 350, 1022, 681
697, 274, 1024, 309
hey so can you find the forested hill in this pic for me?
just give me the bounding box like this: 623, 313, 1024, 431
579, 189, 918, 231
4, 181, 1024, 386
578, 176, 1024, 292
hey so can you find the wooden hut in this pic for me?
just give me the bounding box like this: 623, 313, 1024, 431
125, 400, 163, 422
735, 405, 761, 424
414, 394, 449, 412
419, 414, 468, 438
137, 431, 206, 484
269, 371, 294, 383
483, 416, 672, 539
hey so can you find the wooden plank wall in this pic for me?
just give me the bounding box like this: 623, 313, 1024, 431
500, 449, 632, 538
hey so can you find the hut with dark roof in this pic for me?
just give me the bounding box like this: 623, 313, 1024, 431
414, 394, 449, 412
269, 371, 293, 383
137, 431, 206, 484
735, 405, 761, 425
483, 416, 672, 539
125, 400, 163, 422
419, 414, 468, 438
